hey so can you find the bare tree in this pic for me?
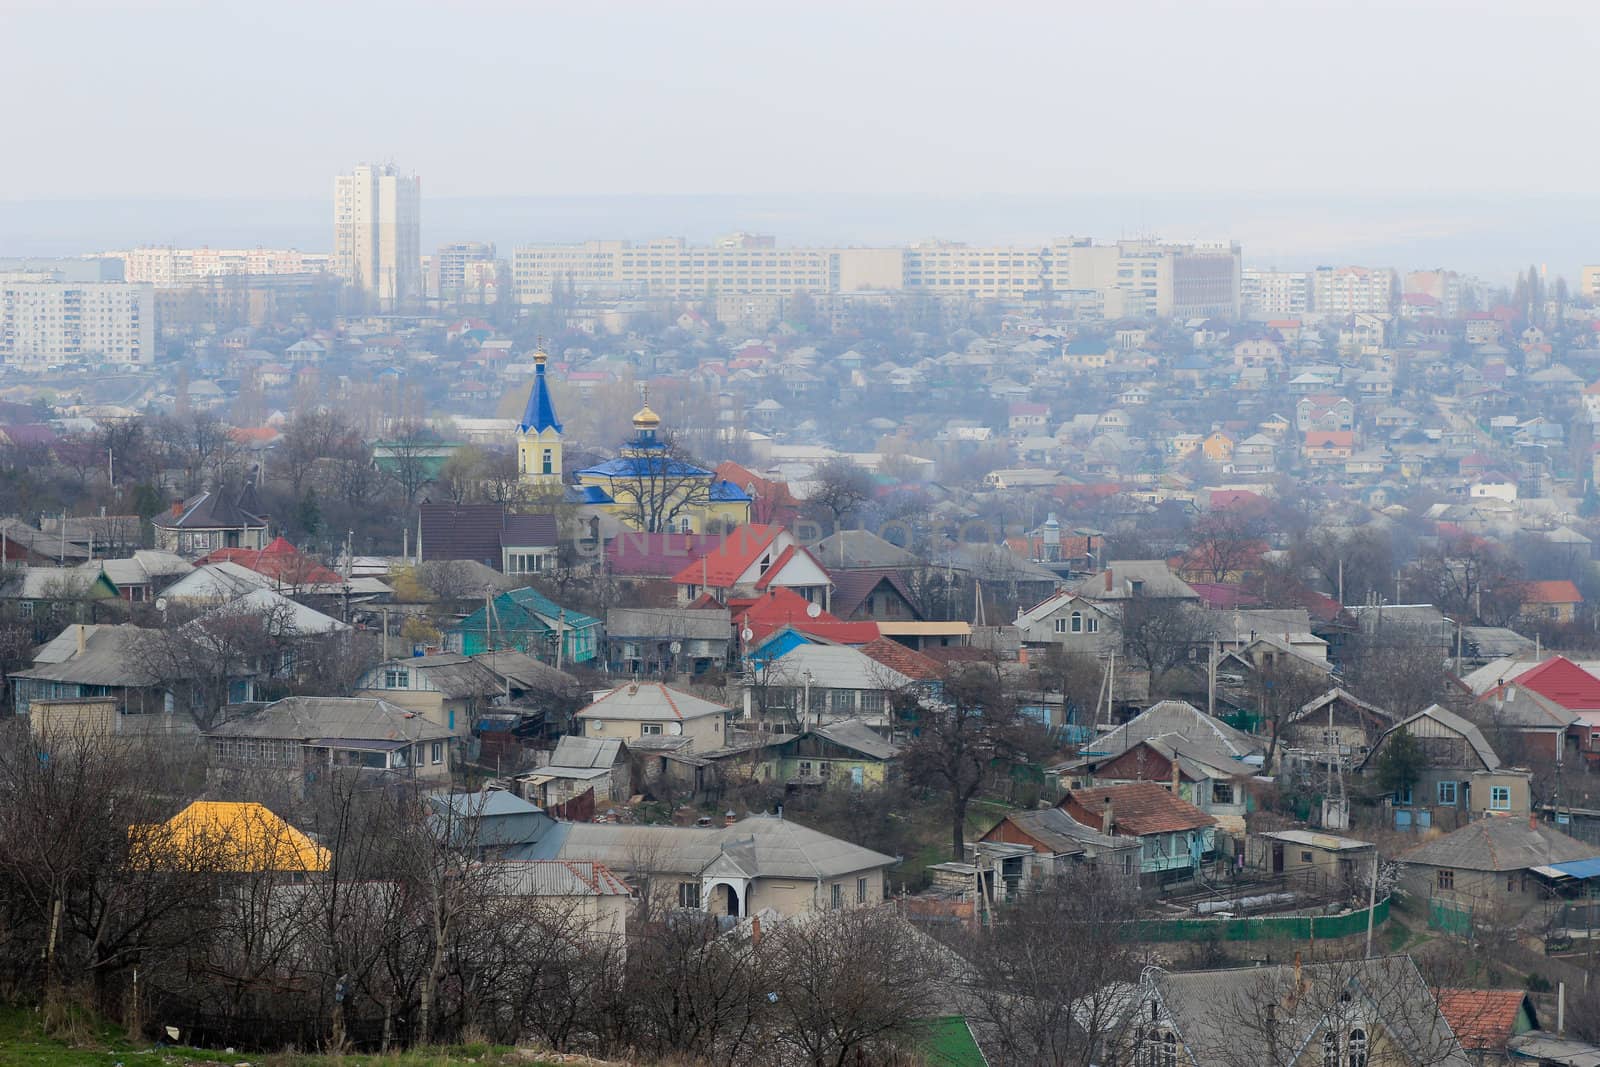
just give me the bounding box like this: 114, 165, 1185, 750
1120, 595, 1214, 698
902, 662, 1042, 861
380, 424, 441, 505
135, 597, 303, 728
605, 432, 714, 533
951, 866, 1145, 1067
803, 458, 875, 535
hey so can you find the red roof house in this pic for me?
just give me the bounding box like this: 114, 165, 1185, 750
198, 536, 342, 587
672, 524, 831, 605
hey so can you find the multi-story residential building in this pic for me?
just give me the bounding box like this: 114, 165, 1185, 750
432, 242, 499, 304
511, 234, 1240, 318
1581, 265, 1600, 301
1403, 269, 1464, 318
1241, 268, 1311, 318
112, 247, 331, 285
333, 162, 421, 310
1312, 265, 1396, 315
0, 271, 154, 368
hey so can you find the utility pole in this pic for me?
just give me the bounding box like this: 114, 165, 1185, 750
1364, 851, 1379, 959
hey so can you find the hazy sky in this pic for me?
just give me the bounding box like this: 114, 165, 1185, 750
3, 0, 1593, 203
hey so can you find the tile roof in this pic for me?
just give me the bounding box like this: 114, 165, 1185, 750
1058, 781, 1216, 836
859, 637, 943, 681
671, 524, 785, 586
199, 536, 343, 585
1436, 989, 1531, 1052
1523, 580, 1583, 605
733, 588, 879, 645
130, 801, 329, 873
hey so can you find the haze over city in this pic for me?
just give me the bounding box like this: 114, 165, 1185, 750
3, 2, 1600, 1066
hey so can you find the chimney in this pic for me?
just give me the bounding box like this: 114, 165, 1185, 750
170, 500, 183, 517
75, 623, 87, 657
1101, 796, 1115, 835
1171, 758, 1181, 795
724, 809, 737, 827
751, 913, 762, 946
1105, 568, 1114, 593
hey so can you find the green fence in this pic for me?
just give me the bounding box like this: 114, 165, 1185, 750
1128, 897, 1390, 943
1429, 897, 1472, 937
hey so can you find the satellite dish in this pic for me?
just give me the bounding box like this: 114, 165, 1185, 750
669, 641, 682, 655
155, 597, 168, 613
806, 602, 822, 618
740, 627, 754, 642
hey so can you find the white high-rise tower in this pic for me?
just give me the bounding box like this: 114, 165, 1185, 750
333, 162, 421, 310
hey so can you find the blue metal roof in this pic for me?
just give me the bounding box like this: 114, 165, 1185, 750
518, 363, 563, 434
709, 478, 753, 502
577, 456, 714, 479
1548, 856, 1600, 880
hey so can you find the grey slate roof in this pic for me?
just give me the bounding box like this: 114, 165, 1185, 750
547, 735, 626, 769
1066, 700, 1264, 768
1362, 705, 1500, 772
577, 682, 730, 722
1400, 818, 1599, 873
479, 860, 631, 897
207, 696, 453, 744
470, 649, 580, 692
994, 808, 1130, 857
604, 606, 732, 641
527, 814, 895, 880
370, 653, 502, 699
13, 623, 154, 686
1148, 956, 1469, 1067
810, 529, 920, 569
812, 719, 899, 760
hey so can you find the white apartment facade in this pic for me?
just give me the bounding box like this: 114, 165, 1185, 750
511, 235, 1240, 318
334, 163, 421, 310
113, 247, 330, 285
1312, 266, 1396, 315
0, 272, 155, 368
1241, 269, 1311, 319
432, 242, 499, 303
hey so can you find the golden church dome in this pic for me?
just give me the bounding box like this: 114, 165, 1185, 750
632, 405, 662, 429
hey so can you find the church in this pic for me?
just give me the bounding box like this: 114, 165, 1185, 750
515, 351, 751, 533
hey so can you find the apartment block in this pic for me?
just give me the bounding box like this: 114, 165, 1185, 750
1241, 269, 1312, 319
334, 163, 422, 310
0, 272, 155, 368
511, 234, 1239, 318
432, 242, 500, 303
1312, 266, 1396, 315
114, 247, 331, 286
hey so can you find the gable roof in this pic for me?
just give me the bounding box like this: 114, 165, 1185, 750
154, 487, 267, 531
829, 568, 920, 619
734, 587, 880, 645
14, 623, 155, 687
811, 719, 899, 760
1491, 656, 1600, 711
985, 807, 1128, 857
1147, 956, 1469, 1067
605, 606, 732, 641
1072, 701, 1264, 763
1400, 817, 1599, 872
670, 524, 786, 586
1523, 579, 1583, 605
198, 535, 343, 585
1363, 705, 1500, 772
1436, 989, 1534, 1053
547, 735, 626, 769
810, 528, 920, 569
1058, 781, 1216, 836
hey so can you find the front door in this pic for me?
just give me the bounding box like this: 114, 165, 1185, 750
1271, 843, 1284, 874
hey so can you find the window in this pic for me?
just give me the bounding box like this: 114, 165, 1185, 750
1161, 1031, 1176, 1067
1070, 611, 1083, 633
857, 877, 868, 903
677, 882, 700, 909
541, 448, 553, 475
1437, 780, 1457, 806
831, 883, 843, 909
1054, 617, 1069, 634
1347, 1028, 1367, 1067
1301, 851, 1314, 863
1394, 784, 1413, 806
1212, 782, 1234, 805
1490, 786, 1511, 811
430, 741, 443, 765
1323, 1031, 1338, 1067
1086, 616, 1099, 633
641, 723, 664, 736
1437, 869, 1454, 890
860, 690, 885, 715
384, 668, 409, 689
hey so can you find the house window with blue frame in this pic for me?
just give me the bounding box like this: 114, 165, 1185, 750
1437, 780, 1457, 806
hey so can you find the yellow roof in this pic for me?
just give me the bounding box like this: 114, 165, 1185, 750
130, 801, 330, 873
631, 404, 661, 428
875, 621, 974, 636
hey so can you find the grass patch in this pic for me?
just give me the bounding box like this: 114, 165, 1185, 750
0, 1005, 566, 1067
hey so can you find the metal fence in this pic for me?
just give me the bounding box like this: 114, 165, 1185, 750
1128, 896, 1390, 943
